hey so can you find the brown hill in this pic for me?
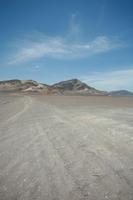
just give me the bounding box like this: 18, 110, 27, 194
0, 79, 61, 95
52, 79, 105, 95
0, 79, 106, 96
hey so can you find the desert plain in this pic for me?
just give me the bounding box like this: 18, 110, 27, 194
0, 93, 133, 200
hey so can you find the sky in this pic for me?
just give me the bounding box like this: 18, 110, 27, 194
0, 0, 133, 91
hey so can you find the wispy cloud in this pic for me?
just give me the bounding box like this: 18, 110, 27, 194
7, 13, 123, 65
8, 34, 122, 65
68, 12, 81, 39
34, 64, 41, 69
80, 68, 133, 91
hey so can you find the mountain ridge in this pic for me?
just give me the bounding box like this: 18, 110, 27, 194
0, 79, 132, 96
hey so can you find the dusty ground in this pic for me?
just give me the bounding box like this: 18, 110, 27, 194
0, 93, 133, 200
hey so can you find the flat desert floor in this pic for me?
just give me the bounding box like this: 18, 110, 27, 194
0, 93, 133, 200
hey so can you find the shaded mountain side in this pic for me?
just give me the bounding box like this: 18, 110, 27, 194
52, 79, 92, 90
109, 90, 133, 96
52, 79, 106, 95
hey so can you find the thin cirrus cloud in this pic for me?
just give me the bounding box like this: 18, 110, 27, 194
68, 12, 81, 38
80, 68, 133, 91
8, 34, 122, 65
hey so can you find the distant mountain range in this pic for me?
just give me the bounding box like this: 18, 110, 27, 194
109, 90, 133, 96
0, 79, 133, 96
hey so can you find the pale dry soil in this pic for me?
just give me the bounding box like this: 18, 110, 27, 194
0, 93, 133, 200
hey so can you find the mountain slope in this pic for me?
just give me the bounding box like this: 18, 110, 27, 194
52, 79, 105, 95
0, 79, 61, 95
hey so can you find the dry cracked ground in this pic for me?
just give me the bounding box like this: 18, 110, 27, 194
0, 93, 133, 200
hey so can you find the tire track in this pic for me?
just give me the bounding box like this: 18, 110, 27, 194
0, 97, 33, 127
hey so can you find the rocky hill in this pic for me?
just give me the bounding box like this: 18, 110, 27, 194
52, 79, 105, 95
0, 79, 61, 95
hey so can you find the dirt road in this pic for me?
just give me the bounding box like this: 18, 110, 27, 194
0, 94, 133, 200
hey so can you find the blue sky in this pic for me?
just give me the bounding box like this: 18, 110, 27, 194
0, 0, 133, 91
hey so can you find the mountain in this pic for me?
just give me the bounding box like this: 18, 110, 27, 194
0, 78, 106, 96
0, 79, 61, 95
1, 79, 132, 96
109, 90, 133, 96
52, 79, 105, 95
